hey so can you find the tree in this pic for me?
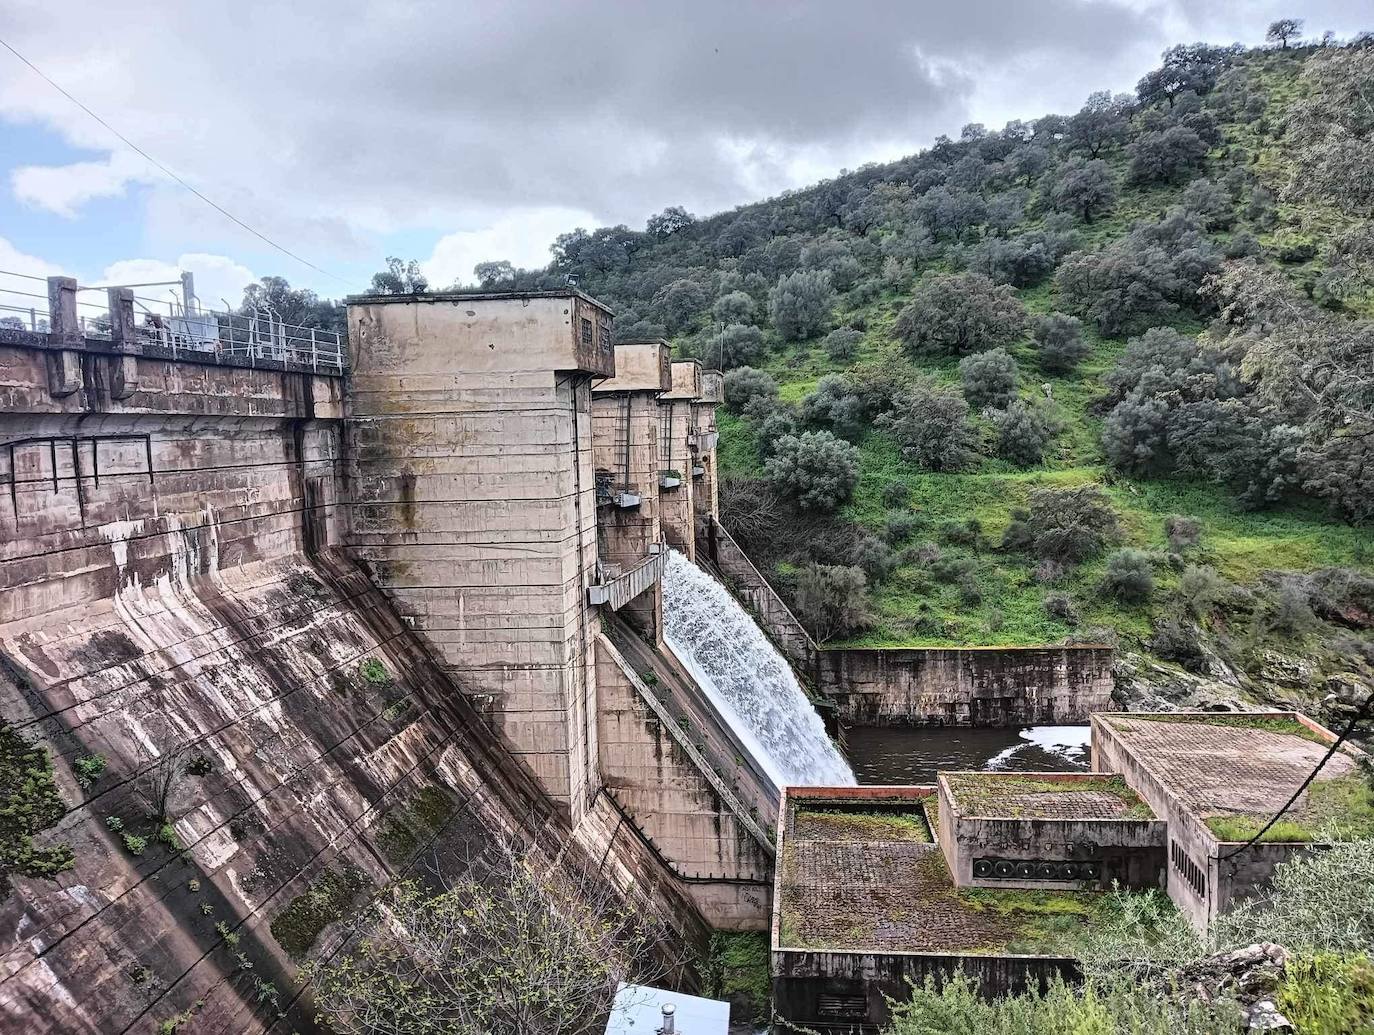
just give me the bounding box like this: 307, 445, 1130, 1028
370, 257, 429, 295
1177, 178, 1234, 230
239, 276, 345, 334
793, 563, 872, 642
473, 260, 515, 288
653, 279, 707, 333
1101, 548, 1156, 602
992, 400, 1060, 467
1065, 91, 1134, 157
895, 272, 1026, 356
712, 290, 757, 326
769, 270, 835, 341
723, 366, 777, 415
1031, 313, 1090, 373
1051, 158, 1118, 223
764, 431, 860, 511
877, 381, 981, 472
958, 348, 1019, 409
1024, 485, 1120, 562
646, 205, 696, 238
1004, 144, 1050, 188
715, 324, 766, 369
305, 839, 669, 1035
800, 375, 867, 442
823, 327, 863, 362
1287, 47, 1374, 218
1266, 19, 1303, 48
1136, 43, 1237, 108
1127, 127, 1208, 185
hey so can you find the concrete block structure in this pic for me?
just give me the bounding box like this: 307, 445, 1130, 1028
346, 290, 614, 815
592, 339, 672, 638
691, 368, 722, 543
658, 359, 702, 559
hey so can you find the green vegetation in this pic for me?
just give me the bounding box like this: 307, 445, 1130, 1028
121, 833, 148, 856
796, 806, 933, 842
702, 932, 771, 1025
270, 863, 372, 959
1204, 771, 1374, 842
72, 753, 107, 788
359, 658, 392, 686
1113, 712, 1331, 745
1276, 953, 1374, 1035
957, 888, 1141, 956
1, 723, 75, 895
944, 773, 1153, 819
376, 786, 455, 867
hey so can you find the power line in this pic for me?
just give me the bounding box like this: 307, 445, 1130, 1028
1220, 694, 1374, 860
0, 35, 354, 290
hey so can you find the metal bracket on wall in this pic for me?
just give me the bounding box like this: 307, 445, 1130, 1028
3, 433, 155, 525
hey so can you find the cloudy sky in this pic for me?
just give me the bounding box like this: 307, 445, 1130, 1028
0, 0, 1369, 308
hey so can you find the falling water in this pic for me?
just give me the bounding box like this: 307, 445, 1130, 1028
662, 549, 855, 788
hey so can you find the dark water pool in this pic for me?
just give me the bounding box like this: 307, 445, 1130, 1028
843, 725, 1092, 785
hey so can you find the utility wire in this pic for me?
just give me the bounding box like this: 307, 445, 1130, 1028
0, 35, 353, 289
1220, 693, 1374, 860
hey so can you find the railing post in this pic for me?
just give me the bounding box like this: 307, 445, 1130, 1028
310, 327, 318, 371
107, 287, 138, 352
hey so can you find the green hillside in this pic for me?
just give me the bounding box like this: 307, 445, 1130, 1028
471, 39, 1374, 711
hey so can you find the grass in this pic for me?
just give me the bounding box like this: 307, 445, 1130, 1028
1112, 712, 1332, 746
1205, 772, 1374, 843
944, 774, 1153, 819
956, 887, 1134, 957
1277, 953, 1374, 1035
795, 806, 933, 842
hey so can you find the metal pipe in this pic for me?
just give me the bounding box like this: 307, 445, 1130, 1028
659, 1003, 676, 1034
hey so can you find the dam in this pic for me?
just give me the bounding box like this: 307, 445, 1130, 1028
0, 278, 1109, 1033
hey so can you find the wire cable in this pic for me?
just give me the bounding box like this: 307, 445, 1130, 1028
0, 35, 353, 289
1220, 693, 1374, 860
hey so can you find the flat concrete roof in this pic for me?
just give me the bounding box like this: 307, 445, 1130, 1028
776, 788, 1107, 956
942, 772, 1153, 820
1099, 712, 1360, 835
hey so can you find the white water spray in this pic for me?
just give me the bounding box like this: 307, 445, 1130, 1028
662, 550, 855, 788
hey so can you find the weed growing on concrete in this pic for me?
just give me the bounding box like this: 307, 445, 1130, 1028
0, 724, 75, 892
360, 658, 391, 685
121, 833, 148, 856
72, 753, 107, 788
105, 816, 124, 832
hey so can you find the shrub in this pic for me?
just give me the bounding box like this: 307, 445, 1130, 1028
1043, 592, 1080, 624
1164, 514, 1203, 550
1151, 617, 1206, 668
360, 659, 390, 685
799, 374, 867, 442
1101, 548, 1156, 603
1266, 578, 1317, 637
122, 833, 148, 856
1277, 953, 1374, 1035
712, 290, 757, 326
73, 753, 107, 788
822, 327, 863, 362
877, 381, 981, 472
763, 431, 860, 511
851, 537, 898, 583
105, 815, 124, 832
793, 564, 872, 642
1051, 157, 1118, 222
1178, 178, 1235, 230
958, 348, 1019, 409
1177, 565, 1228, 616
769, 270, 834, 341
991, 400, 1060, 467
755, 410, 796, 458
880, 482, 910, 508
894, 272, 1027, 356
1030, 313, 1090, 373
723, 367, 777, 415
716, 324, 766, 368
885, 513, 918, 544
1025, 485, 1121, 563
184, 754, 213, 777
1127, 126, 1208, 185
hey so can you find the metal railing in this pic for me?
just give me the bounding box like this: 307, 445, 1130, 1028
0, 269, 52, 332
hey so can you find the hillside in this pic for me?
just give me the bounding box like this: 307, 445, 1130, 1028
479, 39, 1374, 716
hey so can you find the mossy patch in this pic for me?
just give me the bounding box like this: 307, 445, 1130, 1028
376, 786, 456, 868
269, 864, 372, 959
0, 723, 75, 895
1205, 772, 1374, 843
795, 806, 932, 843
944, 773, 1153, 819
703, 931, 771, 1024
1114, 713, 1332, 746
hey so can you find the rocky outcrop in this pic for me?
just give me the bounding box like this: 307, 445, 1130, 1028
1175, 942, 1293, 1032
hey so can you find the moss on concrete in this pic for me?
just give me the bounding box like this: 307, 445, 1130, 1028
269, 864, 372, 959
1111, 713, 1331, 746
704, 931, 771, 1024
795, 806, 933, 843
944, 773, 1153, 820
1, 723, 75, 895
1205, 772, 1374, 843
377, 786, 455, 867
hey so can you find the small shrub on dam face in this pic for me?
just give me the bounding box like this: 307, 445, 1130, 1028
1, 724, 76, 891
184, 754, 213, 777
105, 815, 124, 832
72, 753, 107, 788
359, 658, 392, 686
121, 833, 148, 856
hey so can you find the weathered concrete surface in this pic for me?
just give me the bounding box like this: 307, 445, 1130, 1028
690, 369, 722, 544
703, 518, 815, 671
658, 360, 701, 560
345, 292, 613, 814
0, 330, 710, 1033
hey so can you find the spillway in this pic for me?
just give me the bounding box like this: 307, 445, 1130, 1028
662, 549, 855, 788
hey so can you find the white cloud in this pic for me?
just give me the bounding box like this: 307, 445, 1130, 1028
0, 236, 66, 278
424, 207, 596, 287
0, 237, 66, 324
98, 253, 257, 311
11, 150, 160, 218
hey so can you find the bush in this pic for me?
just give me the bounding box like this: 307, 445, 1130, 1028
723, 367, 777, 415
1164, 514, 1203, 550
1030, 313, 1090, 373
894, 272, 1027, 356
1151, 617, 1206, 668
105, 815, 124, 832
958, 348, 1019, 409
712, 290, 757, 325
716, 324, 766, 369
885, 513, 918, 544
1025, 485, 1121, 563
122, 833, 148, 856
991, 400, 1060, 467
763, 431, 860, 511
1101, 548, 1156, 602
73, 753, 107, 788
1127, 126, 1209, 184
822, 327, 863, 362
755, 410, 796, 458
769, 270, 834, 341
799, 374, 867, 442
1043, 592, 1080, 624
793, 564, 872, 643
1177, 565, 1228, 617
880, 482, 910, 508
1178, 178, 1234, 230
1266, 578, 1317, 637
851, 536, 898, 583
1051, 157, 1118, 222
877, 381, 981, 472
1277, 953, 1374, 1035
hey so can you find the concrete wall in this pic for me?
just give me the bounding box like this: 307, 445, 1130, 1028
658, 360, 701, 559
703, 518, 815, 671
817, 646, 1115, 727
936, 775, 1166, 893
346, 292, 612, 815
0, 329, 709, 1034
690, 370, 722, 543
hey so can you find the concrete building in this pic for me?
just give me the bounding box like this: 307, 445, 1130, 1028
658, 359, 703, 560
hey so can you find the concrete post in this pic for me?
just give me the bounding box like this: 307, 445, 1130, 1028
658, 360, 703, 560
107, 288, 138, 351
47, 276, 80, 344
